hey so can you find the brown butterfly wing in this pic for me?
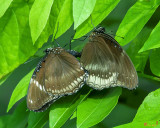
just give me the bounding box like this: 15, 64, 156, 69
27, 60, 57, 112
80, 32, 138, 90
44, 48, 86, 96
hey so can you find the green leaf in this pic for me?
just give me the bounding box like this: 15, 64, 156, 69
7, 100, 29, 128
139, 21, 160, 52
73, 0, 96, 29
52, 0, 74, 39
134, 88, 160, 122
29, 0, 54, 44
70, 111, 77, 120
150, 48, 160, 77
0, 9, 19, 79
49, 87, 91, 128
0, 73, 11, 86
114, 120, 160, 128
0, 0, 39, 79
7, 69, 34, 112
0, 0, 13, 18
77, 88, 122, 128
115, 88, 160, 128
28, 110, 49, 128
74, 0, 120, 39
138, 73, 160, 82
0, 115, 10, 128
115, 0, 159, 46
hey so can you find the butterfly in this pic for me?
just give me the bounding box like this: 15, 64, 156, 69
27, 47, 87, 112
80, 27, 138, 90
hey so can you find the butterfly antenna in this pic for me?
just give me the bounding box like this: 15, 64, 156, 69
24, 56, 40, 64
109, 32, 124, 39
90, 15, 96, 30
70, 30, 76, 50
53, 22, 60, 47
63, 30, 77, 49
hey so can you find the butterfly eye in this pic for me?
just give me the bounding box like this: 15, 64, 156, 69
27, 47, 87, 112
80, 27, 138, 90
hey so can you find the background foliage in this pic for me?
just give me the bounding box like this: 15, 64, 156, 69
0, 0, 160, 128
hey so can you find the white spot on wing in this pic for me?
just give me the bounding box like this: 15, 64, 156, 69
87, 72, 118, 88
39, 85, 42, 90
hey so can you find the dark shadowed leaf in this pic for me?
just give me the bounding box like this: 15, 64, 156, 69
0, 73, 11, 86
150, 48, 160, 77
7, 100, 29, 128
49, 87, 91, 128
28, 109, 49, 128
0, 115, 10, 128
125, 27, 151, 72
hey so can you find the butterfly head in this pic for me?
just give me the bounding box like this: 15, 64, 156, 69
94, 27, 105, 34
44, 47, 64, 55
89, 27, 105, 41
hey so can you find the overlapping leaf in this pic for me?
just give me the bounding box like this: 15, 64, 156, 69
77, 88, 122, 128
125, 27, 151, 72
28, 110, 49, 128
52, 0, 74, 39
49, 88, 91, 128
73, 0, 96, 29
115, 0, 159, 46
139, 21, 160, 52
74, 0, 120, 39
0, 0, 13, 18
7, 69, 34, 112
115, 88, 160, 128
29, 0, 54, 44
7, 100, 29, 128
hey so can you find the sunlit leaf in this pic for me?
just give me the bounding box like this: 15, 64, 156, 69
115, 88, 160, 128
73, 0, 96, 29
7, 69, 34, 112
29, 0, 54, 44
134, 88, 160, 121
74, 0, 120, 39
115, 0, 159, 46
139, 21, 160, 52
52, 0, 74, 39
0, 9, 19, 79
0, 0, 13, 18
77, 88, 122, 128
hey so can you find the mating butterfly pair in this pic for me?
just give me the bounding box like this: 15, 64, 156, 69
27, 27, 138, 112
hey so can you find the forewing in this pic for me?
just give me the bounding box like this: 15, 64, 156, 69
27, 60, 56, 112
44, 50, 86, 96
80, 34, 138, 90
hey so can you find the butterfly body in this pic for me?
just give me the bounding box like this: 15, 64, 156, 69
27, 47, 87, 112
80, 27, 138, 90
